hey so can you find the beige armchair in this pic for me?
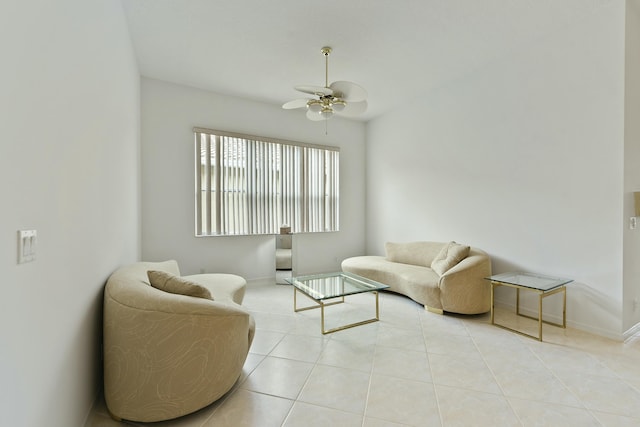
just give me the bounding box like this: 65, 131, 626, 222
103, 260, 255, 422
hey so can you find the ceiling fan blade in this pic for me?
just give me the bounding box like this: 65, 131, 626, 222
295, 85, 333, 96
329, 81, 367, 102
306, 109, 326, 121
282, 98, 309, 110
337, 100, 368, 117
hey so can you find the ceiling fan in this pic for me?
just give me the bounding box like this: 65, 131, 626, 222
282, 47, 368, 121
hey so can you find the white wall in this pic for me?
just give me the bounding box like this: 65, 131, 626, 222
624, 0, 640, 333
140, 78, 366, 279
366, 3, 627, 338
0, 2, 140, 426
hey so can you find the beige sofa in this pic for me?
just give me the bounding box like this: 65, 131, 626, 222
103, 260, 255, 422
341, 241, 491, 314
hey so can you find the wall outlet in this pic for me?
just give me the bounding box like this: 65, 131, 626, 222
631, 217, 637, 230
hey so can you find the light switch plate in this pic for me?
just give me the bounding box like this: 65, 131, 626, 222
18, 229, 37, 264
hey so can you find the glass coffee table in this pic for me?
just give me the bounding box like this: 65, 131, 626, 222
286, 272, 390, 334
486, 272, 572, 341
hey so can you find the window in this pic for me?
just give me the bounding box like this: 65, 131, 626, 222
194, 128, 339, 236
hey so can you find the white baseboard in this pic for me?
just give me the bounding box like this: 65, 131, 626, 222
623, 321, 640, 341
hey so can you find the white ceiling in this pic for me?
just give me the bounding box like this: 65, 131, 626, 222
121, 0, 612, 122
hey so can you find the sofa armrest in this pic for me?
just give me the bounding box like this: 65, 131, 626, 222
437, 254, 492, 314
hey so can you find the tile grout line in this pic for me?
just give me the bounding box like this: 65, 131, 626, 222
465, 320, 525, 427
420, 309, 445, 427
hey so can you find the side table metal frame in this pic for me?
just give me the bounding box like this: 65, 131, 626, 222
490, 281, 566, 341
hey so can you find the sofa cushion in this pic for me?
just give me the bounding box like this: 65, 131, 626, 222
147, 270, 213, 300
385, 241, 444, 267
431, 242, 470, 275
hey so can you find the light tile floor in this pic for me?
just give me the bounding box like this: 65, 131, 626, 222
87, 279, 640, 427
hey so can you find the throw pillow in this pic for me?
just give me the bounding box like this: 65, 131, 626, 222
147, 270, 213, 300
431, 242, 470, 276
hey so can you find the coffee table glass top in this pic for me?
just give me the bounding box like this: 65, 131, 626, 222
286, 272, 389, 301
486, 272, 573, 291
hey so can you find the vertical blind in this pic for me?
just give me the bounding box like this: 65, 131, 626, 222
194, 128, 339, 236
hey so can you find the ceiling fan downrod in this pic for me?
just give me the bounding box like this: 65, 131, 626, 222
321, 46, 331, 88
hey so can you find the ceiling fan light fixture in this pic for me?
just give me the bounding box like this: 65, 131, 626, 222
331, 98, 346, 112
307, 100, 322, 113
320, 106, 334, 119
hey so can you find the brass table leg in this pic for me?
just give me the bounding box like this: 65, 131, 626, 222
538, 291, 543, 341
490, 282, 495, 326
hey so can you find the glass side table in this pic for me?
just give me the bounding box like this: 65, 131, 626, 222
485, 272, 572, 341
